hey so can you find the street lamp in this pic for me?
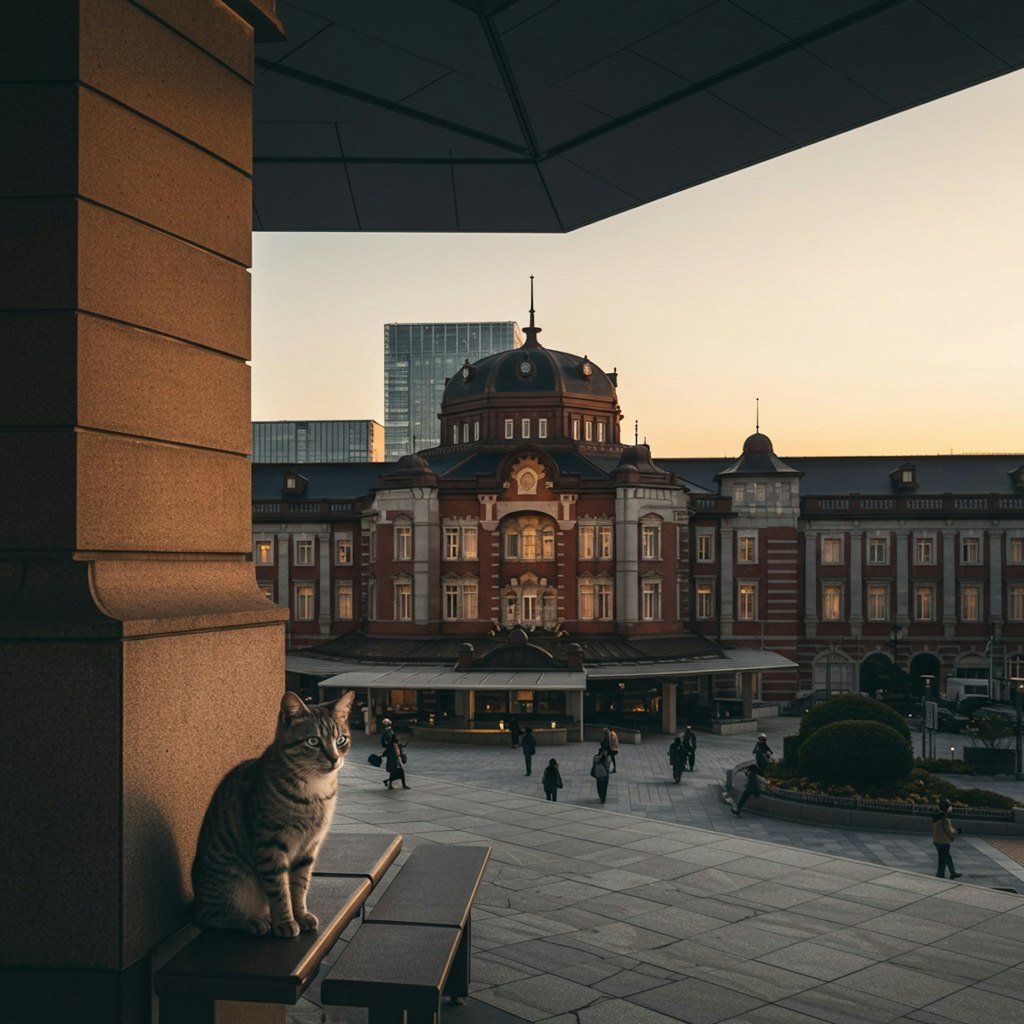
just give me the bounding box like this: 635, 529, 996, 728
1010, 655, 1024, 780
920, 674, 934, 758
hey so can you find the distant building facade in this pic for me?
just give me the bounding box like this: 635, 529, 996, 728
253, 308, 1024, 731
384, 321, 523, 460
253, 420, 384, 463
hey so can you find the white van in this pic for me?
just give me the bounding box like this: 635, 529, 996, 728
944, 677, 990, 702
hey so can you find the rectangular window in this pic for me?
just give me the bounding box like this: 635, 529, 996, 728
755, 483, 767, 505
522, 529, 537, 561
597, 421, 605, 442
522, 418, 530, 439
867, 536, 889, 564
1009, 537, 1024, 564
914, 534, 935, 565
395, 581, 412, 621
294, 539, 314, 566
505, 531, 520, 559
294, 584, 315, 621
542, 530, 555, 560
258, 583, 275, 601
445, 525, 478, 560
254, 539, 274, 565
733, 484, 746, 504
444, 526, 460, 560
578, 580, 595, 620
335, 581, 354, 620
395, 525, 413, 561
1010, 585, 1024, 622
462, 422, 469, 443
572, 419, 580, 440
335, 532, 353, 565
960, 535, 981, 564
821, 537, 843, 565
822, 583, 843, 622
696, 582, 714, 620
960, 584, 981, 622
641, 524, 661, 560
737, 583, 757, 621
696, 531, 715, 563
504, 418, 514, 439
579, 526, 595, 560
596, 582, 612, 619
914, 584, 935, 621
866, 584, 889, 622
443, 581, 478, 621
473, 421, 480, 441
737, 533, 757, 563
451, 424, 458, 444
521, 593, 538, 623
584, 420, 593, 441
598, 526, 613, 559
641, 580, 662, 621
462, 527, 477, 560
538, 418, 548, 439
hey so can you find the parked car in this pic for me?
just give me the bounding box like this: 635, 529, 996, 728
955, 695, 993, 717
935, 708, 969, 733
969, 705, 1021, 734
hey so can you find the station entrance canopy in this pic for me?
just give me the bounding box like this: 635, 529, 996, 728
250, 1, 1024, 233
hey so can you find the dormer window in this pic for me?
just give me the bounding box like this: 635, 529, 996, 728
282, 470, 308, 496
1011, 466, 1024, 491
891, 463, 917, 490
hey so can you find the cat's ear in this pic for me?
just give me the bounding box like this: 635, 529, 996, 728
280, 690, 309, 723
331, 689, 356, 725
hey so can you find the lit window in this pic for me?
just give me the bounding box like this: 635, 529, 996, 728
821, 537, 843, 564
641, 579, 662, 620
737, 533, 757, 563
572, 419, 580, 440
737, 583, 757, 621
914, 535, 935, 564
462, 422, 469, 443
733, 484, 746, 503
443, 580, 478, 621
444, 525, 477, 560
641, 524, 661, 560
867, 536, 889, 564
451, 424, 458, 444
579, 526, 595, 560
258, 583, 275, 601
538, 418, 547, 438
254, 539, 274, 565
473, 421, 480, 441
335, 581, 353, 620
294, 539, 314, 566
579, 580, 595, 620
596, 582, 612, 619
395, 581, 412, 621
294, 584, 315, 620
522, 418, 530, 439
867, 584, 889, 621
914, 584, 935, 621
578, 578, 613, 621
462, 527, 478, 560
584, 420, 593, 441
521, 527, 537, 560
822, 584, 843, 621
505, 419, 514, 439
395, 525, 413, 560
335, 532, 353, 565
696, 582, 714, 620
1010, 585, 1024, 622
960, 536, 981, 564
541, 528, 555, 560
521, 593, 538, 623
598, 526, 612, 559
960, 584, 981, 622
1008, 537, 1024, 564
696, 532, 715, 563
597, 421, 605, 442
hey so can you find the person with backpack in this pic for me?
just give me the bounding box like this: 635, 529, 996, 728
542, 758, 563, 801
682, 725, 697, 771
668, 736, 685, 783
590, 745, 612, 803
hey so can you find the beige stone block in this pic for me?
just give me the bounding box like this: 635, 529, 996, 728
76, 432, 252, 553
79, 202, 250, 358
0, 641, 123, 968
0, 83, 77, 195
122, 623, 285, 962
78, 315, 251, 452
80, 89, 251, 264
81, 0, 252, 172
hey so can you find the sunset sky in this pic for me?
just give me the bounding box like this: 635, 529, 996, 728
251, 69, 1023, 459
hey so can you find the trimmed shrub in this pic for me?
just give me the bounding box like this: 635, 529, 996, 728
782, 733, 803, 766
798, 720, 914, 790
799, 694, 911, 743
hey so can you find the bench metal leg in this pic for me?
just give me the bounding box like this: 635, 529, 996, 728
442, 918, 471, 1005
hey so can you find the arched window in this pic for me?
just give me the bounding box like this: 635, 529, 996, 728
502, 515, 556, 562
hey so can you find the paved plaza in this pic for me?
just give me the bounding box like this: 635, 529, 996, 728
293, 718, 1024, 1024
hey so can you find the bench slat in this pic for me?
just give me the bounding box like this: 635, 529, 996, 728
314, 832, 403, 886
368, 845, 490, 928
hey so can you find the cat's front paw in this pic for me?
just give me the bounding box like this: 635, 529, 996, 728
272, 919, 301, 939
246, 916, 272, 936
296, 910, 319, 932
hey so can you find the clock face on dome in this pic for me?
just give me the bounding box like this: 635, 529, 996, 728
461, 364, 472, 380
519, 358, 533, 377
580, 360, 592, 378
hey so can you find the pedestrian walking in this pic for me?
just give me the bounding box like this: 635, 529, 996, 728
521, 726, 537, 775
932, 798, 962, 879
508, 716, 521, 748
753, 733, 774, 770
382, 726, 409, 790
730, 764, 761, 816
682, 725, 697, 771
542, 758, 563, 801
668, 736, 685, 783
603, 727, 620, 772
590, 745, 612, 803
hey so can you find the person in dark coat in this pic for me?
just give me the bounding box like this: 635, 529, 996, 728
668, 736, 685, 783
731, 764, 761, 816
521, 726, 537, 775
682, 725, 697, 771
591, 745, 612, 803
383, 726, 409, 790
753, 733, 774, 770
542, 758, 563, 801
508, 716, 521, 747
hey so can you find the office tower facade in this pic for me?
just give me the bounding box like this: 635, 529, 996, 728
253, 420, 384, 463
384, 321, 522, 460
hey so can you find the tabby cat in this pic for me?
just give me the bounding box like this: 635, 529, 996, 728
191, 689, 355, 937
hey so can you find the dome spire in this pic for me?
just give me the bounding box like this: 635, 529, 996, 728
523, 275, 542, 349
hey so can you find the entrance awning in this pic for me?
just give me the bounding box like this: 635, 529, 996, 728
586, 648, 797, 680
315, 666, 586, 693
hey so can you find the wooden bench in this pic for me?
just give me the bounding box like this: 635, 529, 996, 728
320, 843, 491, 1024
155, 833, 402, 1024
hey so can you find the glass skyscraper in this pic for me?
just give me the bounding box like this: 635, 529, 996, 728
384, 321, 522, 460
252, 420, 384, 463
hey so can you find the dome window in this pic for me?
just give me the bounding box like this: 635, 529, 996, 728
579, 357, 593, 379
459, 359, 475, 382
517, 355, 534, 378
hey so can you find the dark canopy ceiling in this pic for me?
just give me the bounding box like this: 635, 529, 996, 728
251, 0, 1024, 233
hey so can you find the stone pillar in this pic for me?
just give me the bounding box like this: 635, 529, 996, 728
0, 3, 287, 1022
661, 681, 677, 734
